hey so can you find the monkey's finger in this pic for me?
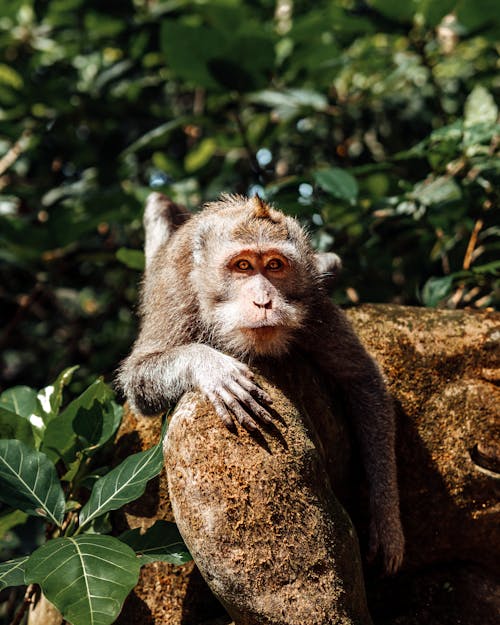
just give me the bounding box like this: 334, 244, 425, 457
244, 396, 274, 425
236, 376, 273, 405
218, 388, 258, 431
384, 551, 403, 576
206, 392, 236, 432
225, 383, 273, 425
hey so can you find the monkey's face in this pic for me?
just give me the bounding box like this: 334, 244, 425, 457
188, 197, 322, 359
195, 243, 309, 358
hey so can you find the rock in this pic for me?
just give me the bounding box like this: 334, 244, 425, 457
163, 359, 372, 625
347, 305, 500, 573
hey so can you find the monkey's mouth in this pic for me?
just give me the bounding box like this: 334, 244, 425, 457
241, 321, 280, 329
239, 325, 281, 339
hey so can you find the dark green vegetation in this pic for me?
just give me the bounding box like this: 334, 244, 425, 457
1, 0, 499, 394
0, 370, 190, 625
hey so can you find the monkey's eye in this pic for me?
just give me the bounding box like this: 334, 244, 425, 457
267, 258, 284, 271
235, 259, 252, 271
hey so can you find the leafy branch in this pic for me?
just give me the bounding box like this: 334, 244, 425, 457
0, 369, 191, 625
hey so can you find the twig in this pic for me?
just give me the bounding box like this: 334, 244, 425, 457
463, 219, 484, 270
9, 584, 36, 625
435, 228, 451, 274
0, 130, 31, 177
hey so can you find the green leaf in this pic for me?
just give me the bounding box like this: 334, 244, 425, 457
456, 0, 500, 33
37, 365, 79, 423
78, 439, 164, 529
0, 440, 65, 527
42, 379, 118, 463
73, 399, 122, 452
184, 138, 217, 173
209, 34, 275, 92
120, 520, 191, 565
314, 168, 359, 203
0, 509, 28, 536
121, 118, 186, 156
161, 17, 275, 92
368, 0, 416, 23
472, 260, 500, 275
464, 85, 498, 128
0, 386, 39, 420
421, 275, 454, 307
25, 535, 141, 625
419, 0, 457, 27
116, 247, 145, 271
250, 88, 328, 121
412, 176, 462, 206
0, 64, 23, 90
161, 20, 224, 88
0, 556, 29, 591
0, 407, 36, 447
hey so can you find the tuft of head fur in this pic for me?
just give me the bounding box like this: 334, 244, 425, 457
251, 194, 271, 219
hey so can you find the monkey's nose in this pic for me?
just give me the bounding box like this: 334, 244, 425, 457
253, 300, 272, 309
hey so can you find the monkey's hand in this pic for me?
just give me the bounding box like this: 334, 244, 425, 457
368, 509, 405, 575
192, 350, 273, 432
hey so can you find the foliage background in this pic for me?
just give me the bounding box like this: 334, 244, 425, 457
1, 0, 499, 395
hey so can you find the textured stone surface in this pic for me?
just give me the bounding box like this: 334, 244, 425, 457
164, 359, 371, 625
347, 305, 500, 573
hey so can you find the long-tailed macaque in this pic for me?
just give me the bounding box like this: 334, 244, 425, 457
118, 192, 404, 574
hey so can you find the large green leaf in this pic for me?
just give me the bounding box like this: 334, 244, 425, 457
367, 0, 416, 23
0, 386, 39, 419
412, 176, 462, 206
0, 386, 43, 446
421, 275, 454, 307
0, 509, 28, 536
72, 399, 122, 452
0, 440, 65, 527
184, 138, 218, 173
116, 247, 145, 270
161, 18, 274, 92
78, 439, 164, 529
42, 379, 120, 463
456, 0, 500, 34
314, 168, 359, 203
250, 88, 328, 121
161, 20, 224, 88
0, 370, 77, 446
0, 556, 29, 591
418, 0, 456, 27
25, 535, 141, 625
0, 407, 36, 447
37, 365, 79, 423
120, 520, 191, 565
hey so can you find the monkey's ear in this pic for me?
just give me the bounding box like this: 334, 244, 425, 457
314, 252, 342, 281
144, 193, 190, 266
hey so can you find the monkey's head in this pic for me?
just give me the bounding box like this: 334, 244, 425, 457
189, 195, 339, 359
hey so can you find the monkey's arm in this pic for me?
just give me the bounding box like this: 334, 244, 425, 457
301, 300, 404, 574
118, 343, 273, 431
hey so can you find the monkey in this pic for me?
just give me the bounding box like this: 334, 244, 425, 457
117, 192, 404, 575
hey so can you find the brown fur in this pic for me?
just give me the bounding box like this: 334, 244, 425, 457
117, 193, 404, 574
